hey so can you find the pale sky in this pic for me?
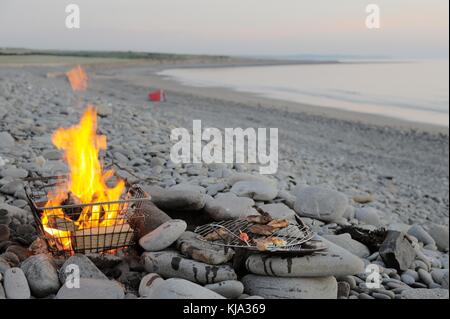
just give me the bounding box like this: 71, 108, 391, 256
0, 0, 448, 58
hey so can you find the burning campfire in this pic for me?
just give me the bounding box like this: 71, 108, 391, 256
25, 106, 149, 256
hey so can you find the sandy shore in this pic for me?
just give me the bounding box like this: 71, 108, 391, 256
0, 58, 448, 226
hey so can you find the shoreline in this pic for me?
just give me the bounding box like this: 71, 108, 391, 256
116, 62, 449, 135
2, 55, 447, 135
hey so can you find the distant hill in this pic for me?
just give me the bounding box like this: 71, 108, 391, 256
0, 48, 230, 61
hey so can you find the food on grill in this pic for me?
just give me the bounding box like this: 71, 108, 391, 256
245, 214, 273, 224
239, 230, 250, 243
254, 237, 287, 251
255, 239, 273, 251
203, 228, 230, 241
270, 237, 287, 247
249, 224, 277, 236
267, 219, 290, 229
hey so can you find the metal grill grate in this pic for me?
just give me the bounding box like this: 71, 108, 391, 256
194, 217, 326, 254
24, 175, 150, 257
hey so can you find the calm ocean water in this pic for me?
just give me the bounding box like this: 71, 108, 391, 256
160, 60, 449, 126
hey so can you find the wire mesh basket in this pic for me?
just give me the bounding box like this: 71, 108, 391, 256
24, 175, 150, 257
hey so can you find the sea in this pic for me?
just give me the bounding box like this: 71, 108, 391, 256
159, 60, 449, 127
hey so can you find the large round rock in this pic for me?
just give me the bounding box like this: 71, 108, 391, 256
21, 254, 60, 298
4, 267, 31, 299
242, 275, 337, 299
294, 186, 348, 223
230, 181, 278, 201
139, 219, 187, 252
56, 278, 125, 299
246, 237, 365, 277
148, 278, 225, 299
142, 250, 237, 285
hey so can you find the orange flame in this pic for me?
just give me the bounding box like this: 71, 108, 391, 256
43, 106, 126, 251
66, 65, 88, 91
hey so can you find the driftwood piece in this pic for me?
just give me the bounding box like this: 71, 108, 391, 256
73, 223, 133, 253
379, 231, 416, 271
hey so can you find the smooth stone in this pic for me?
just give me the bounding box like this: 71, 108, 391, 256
129, 200, 172, 238
0, 224, 10, 241
114, 152, 129, 163
59, 254, 107, 284
139, 219, 187, 252
403, 269, 420, 281
226, 173, 277, 188
442, 271, 449, 289
43, 150, 62, 160
337, 275, 357, 289
418, 269, 434, 287
230, 181, 278, 201
0, 210, 11, 226
323, 234, 370, 258
354, 207, 381, 227
0, 203, 29, 218
21, 254, 60, 298
408, 225, 436, 247
0, 256, 11, 274
0, 132, 15, 148
0, 282, 5, 299
147, 278, 225, 299
0, 167, 28, 179
358, 293, 375, 299
206, 183, 227, 196
170, 183, 206, 194
428, 224, 449, 252
400, 274, 416, 285
6, 245, 30, 262
142, 250, 237, 284
139, 273, 165, 297
0, 181, 24, 195
388, 223, 411, 233
205, 193, 258, 220
401, 288, 449, 299
379, 231, 416, 271
242, 275, 337, 299
343, 206, 356, 220
176, 231, 235, 265
204, 280, 244, 299
372, 292, 392, 300
245, 236, 365, 277
1, 252, 19, 267
143, 185, 206, 211
411, 259, 430, 272
411, 282, 429, 289
86, 253, 123, 270
56, 278, 125, 299
257, 203, 296, 221
11, 199, 27, 208
353, 194, 375, 204
4, 267, 31, 299
293, 186, 348, 223
337, 281, 351, 298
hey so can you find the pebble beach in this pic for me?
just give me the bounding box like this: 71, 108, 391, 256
0, 57, 448, 299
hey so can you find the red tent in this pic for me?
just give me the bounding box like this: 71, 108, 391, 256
148, 89, 166, 102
